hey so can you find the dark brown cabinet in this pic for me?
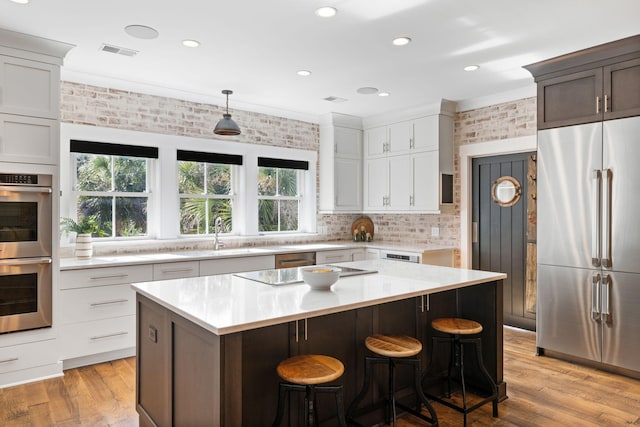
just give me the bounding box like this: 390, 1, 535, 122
136, 279, 505, 426
525, 34, 640, 130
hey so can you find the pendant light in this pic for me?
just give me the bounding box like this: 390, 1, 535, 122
214, 89, 241, 135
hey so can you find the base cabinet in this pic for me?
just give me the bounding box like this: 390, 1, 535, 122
136, 280, 504, 426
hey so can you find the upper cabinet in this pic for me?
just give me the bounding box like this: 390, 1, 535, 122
362, 100, 455, 213
525, 34, 640, 129
0, 56, 60, 120
319, 113, 363, 212
364, 115, 440, 157
0, 29, 73, 165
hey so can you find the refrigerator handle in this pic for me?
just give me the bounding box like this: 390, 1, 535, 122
591, 273, 601, 321
602, 169, 613, 269
591, 169, 602, 267
601, 274, 611, 323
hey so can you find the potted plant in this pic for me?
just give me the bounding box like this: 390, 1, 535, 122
61, 215, 101, 259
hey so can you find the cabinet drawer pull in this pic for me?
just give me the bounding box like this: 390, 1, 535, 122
90, 274, 128, 281
0, 357, 18, 364
90, 331, 128, 341
160, 268, 194, 274
89, 299, 128, 307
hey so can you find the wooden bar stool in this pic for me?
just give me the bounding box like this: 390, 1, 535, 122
272, 354, 347, 427
347, 334, 438, 426
423, 318, 499, 426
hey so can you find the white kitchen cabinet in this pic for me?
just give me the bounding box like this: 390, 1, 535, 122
0, 55, 60, 120
57, 264, 153, 367
365, 157, 389, 209
0, 339, 58, 380
153, 261, 199, 281
411, 151, 440, 211
362, 101, 454, 213
59, 315, 136, 366
365, 125, 389, 157
319, 114, 363, 212
59, 264, 153, 290
0, 113, 58, 165
388, 155, 412, 210
351, 248, 365, 261
199, 255, 275, 276
388, 120, 413, 154
316, 249, 352, 264
365, 249, 380, 260
365, 152, 439, 212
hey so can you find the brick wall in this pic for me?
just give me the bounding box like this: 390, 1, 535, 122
60, 81, 318, 151
60, 81, 537, 258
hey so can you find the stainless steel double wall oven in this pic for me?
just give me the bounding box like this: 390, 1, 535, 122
0, 173, 53, 333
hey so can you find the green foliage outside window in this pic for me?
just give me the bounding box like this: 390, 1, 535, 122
258, 167, 299, 232
74, 154, 148, 238
178, 161, 232, 235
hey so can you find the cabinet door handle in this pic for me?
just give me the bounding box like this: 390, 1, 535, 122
160, 268, 194, 274
90, 331, 128, 341
604, 94, 609, 113
591, 273, 601, 321
596, 96, 600, 114
89, 299, 128, 307
90, 274, 128, 280
0, 357, 18, 364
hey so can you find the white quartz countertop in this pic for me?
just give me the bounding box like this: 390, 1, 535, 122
60, 242, 454, 270
131, 259, 505, 336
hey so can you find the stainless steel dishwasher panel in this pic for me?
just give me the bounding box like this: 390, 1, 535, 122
275, 252, 316, 269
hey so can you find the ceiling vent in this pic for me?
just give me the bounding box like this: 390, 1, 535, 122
323, 96, 348, 103
99, 43, 139, 57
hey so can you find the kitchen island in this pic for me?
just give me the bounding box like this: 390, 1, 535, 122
132, 259, 506, 426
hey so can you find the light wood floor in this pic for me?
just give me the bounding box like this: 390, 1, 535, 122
1, 327, 639, 426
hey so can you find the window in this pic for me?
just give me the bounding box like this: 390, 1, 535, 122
257, 157, 308, 232
177, 150, 242, 235
70, 140, 157, 238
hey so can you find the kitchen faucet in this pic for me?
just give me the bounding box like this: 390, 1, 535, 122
214, 216, 224, 250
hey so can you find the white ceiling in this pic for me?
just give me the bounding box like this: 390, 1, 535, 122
1, 0, 638, 122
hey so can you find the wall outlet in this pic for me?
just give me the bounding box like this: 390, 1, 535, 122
431, 226, 440, 237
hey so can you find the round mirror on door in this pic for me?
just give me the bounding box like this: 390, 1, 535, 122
491, 176, 522, 207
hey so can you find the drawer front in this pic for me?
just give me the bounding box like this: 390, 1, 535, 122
0, 339, 57, 374
199, 255, 274, 276
59, 315, 135, 360
316, 250, 352, 264
60, 264, 153, 290
59, 284, 136, 324
153, 261, 199, 281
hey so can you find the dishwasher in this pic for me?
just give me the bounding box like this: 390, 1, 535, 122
274, 252, 316, 269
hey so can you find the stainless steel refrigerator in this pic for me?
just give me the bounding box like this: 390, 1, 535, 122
537, 116, 640, 373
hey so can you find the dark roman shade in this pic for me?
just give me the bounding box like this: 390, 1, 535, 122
70, 140, 159, 158
258, 157, 309, 170
177, 150, 243, 165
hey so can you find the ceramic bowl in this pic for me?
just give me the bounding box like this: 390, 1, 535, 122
301, 267, 341, 290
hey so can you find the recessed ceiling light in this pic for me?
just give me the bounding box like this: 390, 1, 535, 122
124, 25, 159, 40
378, 92, 390, 97
392, 36, 412, 46
182, 39, 200, 48
464, 65, 480, 71
315, 6, 337, 18
357, 87, 379, 95
297, 70, 312, 77
9, 0, 29, 4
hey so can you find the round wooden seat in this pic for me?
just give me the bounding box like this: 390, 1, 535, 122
365, 334, 423, 358
432, 317, 483, 335
277, 354, 344, 385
